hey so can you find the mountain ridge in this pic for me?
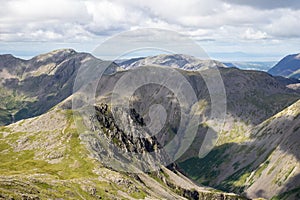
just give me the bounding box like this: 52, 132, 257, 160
268, 53, 300, 79
116, 54, 227, 70
0, 49, 120, 125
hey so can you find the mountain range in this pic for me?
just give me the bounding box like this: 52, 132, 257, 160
117, 56, 276, 72
116, 54, 226, 70
0, 49, 300, 199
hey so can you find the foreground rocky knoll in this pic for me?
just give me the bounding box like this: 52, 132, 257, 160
0, 101, 245, 199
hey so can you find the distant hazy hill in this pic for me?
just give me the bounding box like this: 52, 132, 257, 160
117, 56, 276, 72
268, 53, 300, 79
117, 54, 227, 70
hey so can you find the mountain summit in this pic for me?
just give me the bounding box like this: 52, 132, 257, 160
0, 49, 119, 125
117, 54, 227, 70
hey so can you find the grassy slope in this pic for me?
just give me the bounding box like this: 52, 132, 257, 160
0, 108, 247, 200
0, 109, 148, 199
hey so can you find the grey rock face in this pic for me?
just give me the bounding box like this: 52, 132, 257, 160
83, 103, 171, 172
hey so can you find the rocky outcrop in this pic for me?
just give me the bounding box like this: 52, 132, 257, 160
90, 104, 160, 153
82, 103, 172, 173
80, 103, 248, 199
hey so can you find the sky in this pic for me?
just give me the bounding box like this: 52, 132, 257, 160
1, 0, 300, 61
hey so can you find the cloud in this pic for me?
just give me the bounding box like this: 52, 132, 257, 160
241, 28, 268, 40
84, 1, 143, 34
0, 0, 90, 23
0, 0, 299, 42
0, 0, 92, 41
222, 0, 300, 10
0, 0, 300, 60
265, 10, 300, 38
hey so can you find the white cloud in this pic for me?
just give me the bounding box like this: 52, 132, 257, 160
265, 10, 300, 38
0, 0, 300, 60
0, 0, 92, 41
241, 28, 268, 40
0, 0, 90, 23
222, 0, 300, 10
0, 0, 299, 41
